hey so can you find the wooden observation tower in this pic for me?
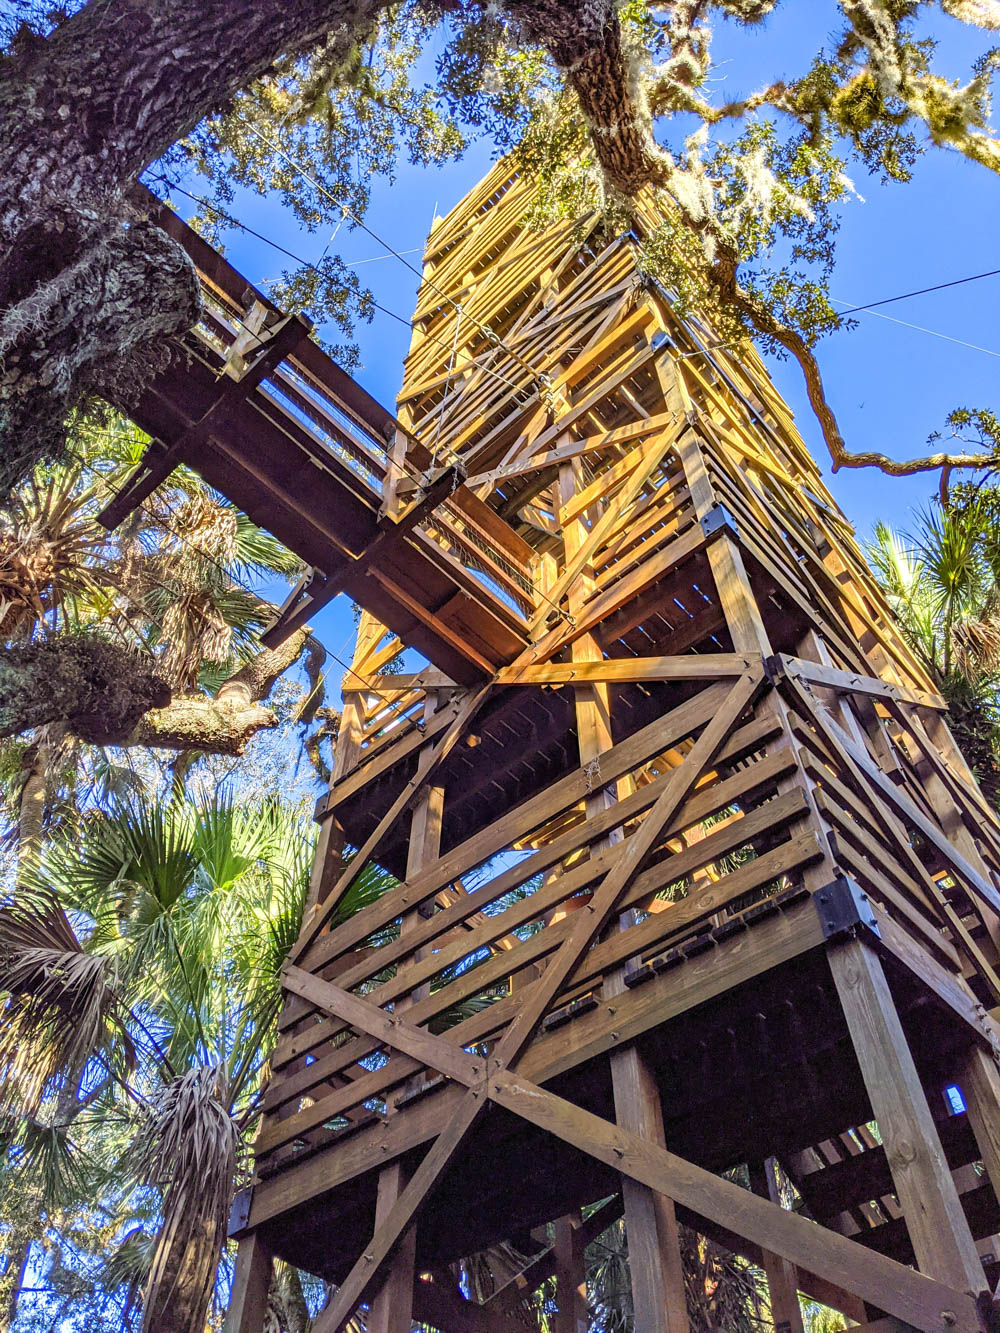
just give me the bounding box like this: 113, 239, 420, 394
223, 162, 1000, 1333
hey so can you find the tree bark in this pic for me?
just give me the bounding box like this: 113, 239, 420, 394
0, 636, 170, 742
506, 0, 666, 193
128, 694, 281, 755
1, 626, 311, 754
15, 723, 67, 874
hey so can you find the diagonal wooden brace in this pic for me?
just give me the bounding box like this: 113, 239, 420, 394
490, 1071, 984, 1333
291, 682, 493, 963
305, 670, 765, 1330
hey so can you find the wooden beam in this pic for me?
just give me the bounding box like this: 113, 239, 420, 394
611, 1046, 690, 1333
959, 1045, 1000, 1219
748, 1159, 805, 1333
309, 1090, 484, 1333
489, 1071, 981, 1333
494, 669, 764, 1073
778, 655, 946, 712
827, 935, 986, 1293
412, 1275, 513, 1333
223, 1232, 272, 1333
553, 1210, 588, 1333
246, 905, 827, 1231
495, 653, 754, 686
291, 683, 491, 962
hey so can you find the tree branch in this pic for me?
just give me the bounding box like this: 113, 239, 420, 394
126, 625, 313, 755
705, 242, 997, 481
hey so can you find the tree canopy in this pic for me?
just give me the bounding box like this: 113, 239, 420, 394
2, 0, 1000, 501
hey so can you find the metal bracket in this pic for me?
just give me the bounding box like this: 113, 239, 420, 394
815, 875, 880, 940
228, 1185, 254, 1237
700, 503, 740, 543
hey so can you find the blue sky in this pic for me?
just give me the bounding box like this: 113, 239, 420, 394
152, 4, 1000, 689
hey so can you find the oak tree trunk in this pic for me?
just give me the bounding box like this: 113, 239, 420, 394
0, 0, 386, 495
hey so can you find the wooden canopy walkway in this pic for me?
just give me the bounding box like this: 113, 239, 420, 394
106, 167, 1000, 1333
100, 188, 533, 684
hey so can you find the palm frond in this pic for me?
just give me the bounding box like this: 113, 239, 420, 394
0, 1113, 92, 1211
0, 887, 133, 1114
133, 1063, 238, 1333
98, 1225, 152, 1329
232, 511, 303, 580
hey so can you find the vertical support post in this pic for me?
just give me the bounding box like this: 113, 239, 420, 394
555, 459, 690, 1333
303, 611, 386, 921
611, 1048, 691, 1333
828, 934, 985, 1292
672, 425, 837, 894
960, 1044, 1000, 1212
368, 777, 445, 1333
224, 1233, 273, 1333
748, 1160, 804, 1333
553, 1210, 588, 1333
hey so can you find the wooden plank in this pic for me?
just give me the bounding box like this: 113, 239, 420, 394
495, 653, 754, 686
249, 906, 828, 1233
493, 670, 764, 1072
309, 1090, 484, 1333
524, 423, 686, 636
292, 683, 491, 962
223, 1233, 272, 1333
520, 520, 706, 669
787, 685, 1000, 999
464, 411, 676, 489
749, 1159, 805, 1333
489, 1071, 981, 1333
959, 1045, 1000, 1216
269, 807, 817, 1135
779, 656, 946, 712
273, 737, 793, 1085
300, 683, 734, 977
827, 934, 986, 1292
280, 965, 482, 1090
870, 905, 1000, 1050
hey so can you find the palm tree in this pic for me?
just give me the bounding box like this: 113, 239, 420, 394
868, 496, 1000, 801
0, 791, 395, 1332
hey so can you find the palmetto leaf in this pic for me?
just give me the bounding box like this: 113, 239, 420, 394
98, 1225, 152, 1328
232, 511, 303, 581
0, 1114, 92, 1211
0, 887, 134, 1115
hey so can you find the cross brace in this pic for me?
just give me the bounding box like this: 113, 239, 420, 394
279, 964, 986, 1333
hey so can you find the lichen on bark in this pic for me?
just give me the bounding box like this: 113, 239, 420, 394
0, 635, 171, 743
